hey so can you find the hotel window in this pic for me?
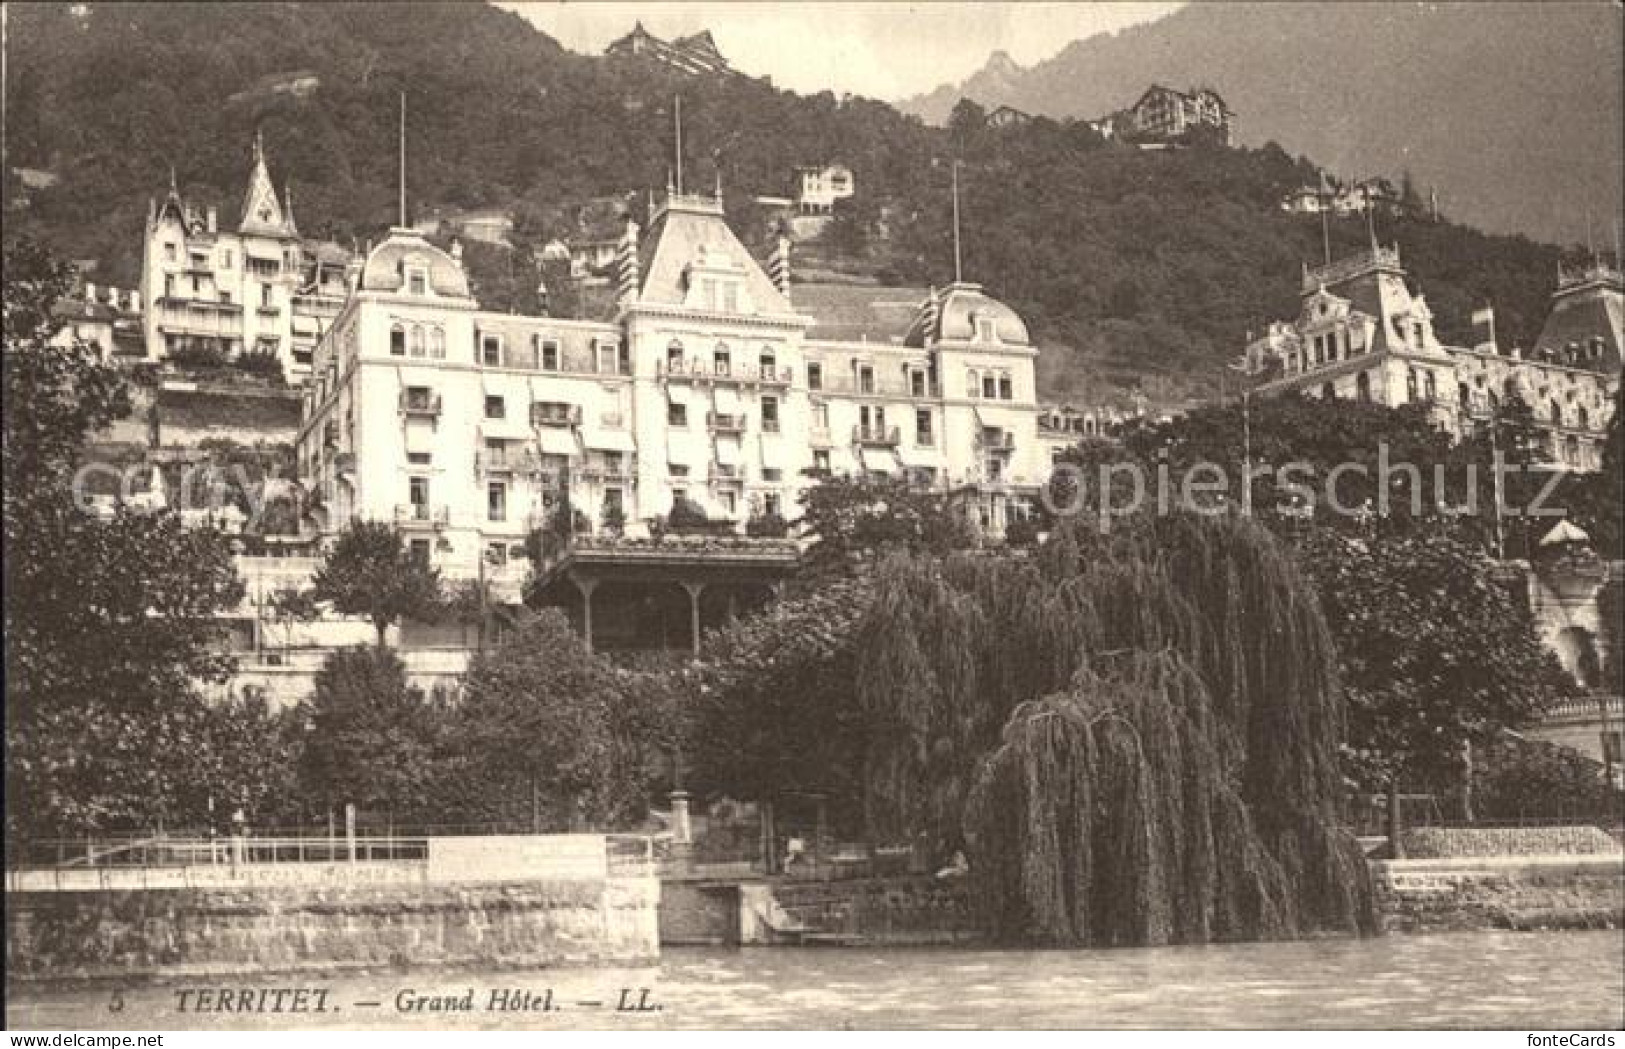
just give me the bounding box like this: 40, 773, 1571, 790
541, 339, 560, 371
967, 369, 980, 398
910, 370, 927, 397
858, 365, 875, 394
720, 491, 738, 516
977, 317, 997, 342
482, 334, 502, 367
410, 325, 426, 357
667, 341, 684, 371
812, 403, 829, 431
1423, 372, 1437, 401
672, 488, 689, 506
407, 452, 432, 466
596, 341, 621, 375
714, 344, 731, 376
764, 492, 781, 516
999, 374, 1013, 400
983, 374, 998, 400
485, 395, 505, 419
669, 464, 690, 478
488, 482, 507, 522
807, 362, 823, 390
916, 409, 934, 446
721, 284, 739, 314
407, 267, 428, 296
760, 349, 777, 377
1406, 368, 1419, 402
191, 275, 201, 296
430, 327, 445, 359
761, 396, 780, 432
668, 402, 689, 427
164, 242, 177, 263
222, 249, 234, 269
1412, 321, 1425, 346
409, 475, 430, 508
813, 450, 831, 473
409, 538, 431, 566
763, 470, 783, 484
390, 325, 406, 356
260, 283, 272, 308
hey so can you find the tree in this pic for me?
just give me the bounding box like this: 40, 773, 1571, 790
797, 474, 976, 576
266, 585, 320, 650
310, 520, 443, 646
297, 646, 444, 822
452, 610, 668, 829
1291, 524, 1575, 825
5, 238, 245, 838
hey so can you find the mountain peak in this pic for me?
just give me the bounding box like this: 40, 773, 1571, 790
984, 50, 1021, 76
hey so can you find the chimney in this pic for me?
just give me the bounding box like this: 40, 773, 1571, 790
1470, 305, 1496, 349
207, 206, 218, 233
616, 214, 641, 306
768, 233, 792, 300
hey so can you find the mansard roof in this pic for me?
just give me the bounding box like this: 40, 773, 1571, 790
635, 194, 794, 315
359, 228, 472, 300
903, 281, 1030, 348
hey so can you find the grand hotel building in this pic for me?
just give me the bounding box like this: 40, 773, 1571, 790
293, 187, 1054, 649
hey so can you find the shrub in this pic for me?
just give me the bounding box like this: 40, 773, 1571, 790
166, 343, 229, 372
745, 511, 789, 538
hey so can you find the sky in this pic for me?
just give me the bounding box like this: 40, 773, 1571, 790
497, 1, 1184, 102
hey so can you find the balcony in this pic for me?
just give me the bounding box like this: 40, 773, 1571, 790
395, 504, 449, 528
980, 429, 1016, 453
579, 460, 634, 482
399, 391, 442, 418
707, 412, 748, 435
476, 449, 536, 476
531, 402, 582, 427
659, 359, 794, 386
854, 424, 902, 447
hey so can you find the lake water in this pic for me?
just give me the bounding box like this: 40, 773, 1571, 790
8, 931, 1623, 1030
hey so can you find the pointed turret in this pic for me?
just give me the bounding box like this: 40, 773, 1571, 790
238, 132, 295, 238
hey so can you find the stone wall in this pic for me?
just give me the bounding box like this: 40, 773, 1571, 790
767, 876, 978, 944
1402, 825, 1621, 858
6, 878, 658, 980
1372, 856, 1623, 934
658, 879, 739, 945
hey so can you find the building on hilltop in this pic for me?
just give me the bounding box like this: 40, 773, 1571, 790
292, 184, 1050, 654
138, 135, 352, 380
1108, 85, 1235, 147
605, 22, 743, 78
1243, 242, 1620, 472
986, 105, 1034, 130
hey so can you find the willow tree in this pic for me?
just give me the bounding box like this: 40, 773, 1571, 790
851, 512, 1374, 946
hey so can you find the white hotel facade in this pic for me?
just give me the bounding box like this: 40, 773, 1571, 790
294, 187, 1051, 636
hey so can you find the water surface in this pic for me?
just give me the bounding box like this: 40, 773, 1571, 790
8, 931, 1622, 1030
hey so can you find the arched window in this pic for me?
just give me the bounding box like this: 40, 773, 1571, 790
1321, 382, 1336, 401
1357, 372, 1371, 402
409, 324, 425, 357
429, 327, 445, 359
967, 369, 980, 398
390, 324, 406, 356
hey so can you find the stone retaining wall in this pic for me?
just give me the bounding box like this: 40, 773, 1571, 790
6, 878, 658, 980
1372, 855, 1623, 933
1402, 826, 1620, 858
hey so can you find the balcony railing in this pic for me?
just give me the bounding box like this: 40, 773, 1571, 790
395, 504, 449, 527
708, 412, 748, 435
854, 424, 902, 447
980, 430, 1016, 452
659, 359, 794, 385
579, 461, 634, 482
807, 373, 941, 398
476, 449, 537, 475
399, 392, 443, 418
531, 402, 582, 427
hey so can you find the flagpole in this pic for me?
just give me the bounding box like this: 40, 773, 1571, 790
951, 160, 963, 284
398, 91, 407, 227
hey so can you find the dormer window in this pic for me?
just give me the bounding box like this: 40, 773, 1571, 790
977, 317, 998, 342
407, 266, 428, 296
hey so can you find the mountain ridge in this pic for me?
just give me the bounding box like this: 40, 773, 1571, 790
899, 1, 1623, 246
